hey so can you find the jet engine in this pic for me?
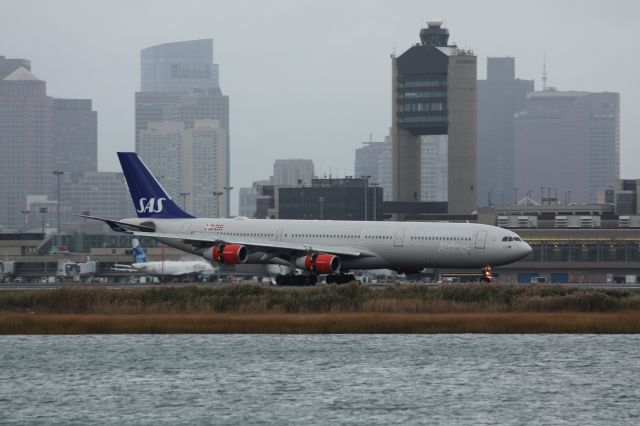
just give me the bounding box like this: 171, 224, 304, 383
295, 253, 341, 274
203, 243, 248, 264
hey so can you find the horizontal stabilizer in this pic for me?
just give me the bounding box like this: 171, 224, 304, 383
75, 214, 155, 233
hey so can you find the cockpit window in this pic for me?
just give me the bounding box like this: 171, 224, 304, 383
508, 237, 514, 242
514, 237, 522, 241
502, 236, 509, 242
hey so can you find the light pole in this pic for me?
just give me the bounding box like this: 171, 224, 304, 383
53, 170, 63, 252
319, 196, 325, 220
39, 207, 48, 234
371, 183, 379, 221
21, 210, 29, 232
213, 191, 224, 218
179, 192, 189, 210
223, 186, 234, 218
361, 175, 370, 220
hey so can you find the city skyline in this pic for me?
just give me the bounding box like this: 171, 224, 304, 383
1, 1, 639, 213
136, 38, 230, 217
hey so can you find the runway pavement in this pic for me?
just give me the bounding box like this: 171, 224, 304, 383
2, 281, 640, 290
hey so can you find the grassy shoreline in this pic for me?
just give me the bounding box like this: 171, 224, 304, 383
2, 284, 640, 334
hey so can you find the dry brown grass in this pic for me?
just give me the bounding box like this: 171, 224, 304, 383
2, 284, 640, 316
2, 311, 640, 334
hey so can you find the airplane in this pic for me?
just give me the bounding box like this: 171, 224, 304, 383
79, 152, 532, 286
112, 238, 217, 277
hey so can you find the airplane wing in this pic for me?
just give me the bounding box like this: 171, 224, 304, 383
130, 231, 374, 258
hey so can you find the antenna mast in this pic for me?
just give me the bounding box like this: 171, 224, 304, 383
542, 50, 548, 91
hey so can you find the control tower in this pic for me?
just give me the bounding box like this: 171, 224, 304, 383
391, 22, 477, 214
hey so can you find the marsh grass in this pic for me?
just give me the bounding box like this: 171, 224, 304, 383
3, 284, 640, 334
2, 284, 640, 315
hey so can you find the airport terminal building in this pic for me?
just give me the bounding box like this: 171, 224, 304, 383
478, 200, 640, 283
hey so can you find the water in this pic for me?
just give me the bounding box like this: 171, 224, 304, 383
1, 335, 639, 425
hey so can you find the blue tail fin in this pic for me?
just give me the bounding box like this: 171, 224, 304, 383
117, 152, 194, 219
131, 239, 148, 263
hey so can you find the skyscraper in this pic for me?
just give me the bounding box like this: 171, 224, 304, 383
239, 187, 257, 218
141, 39, 219, 92
186, 120, 228, 217
61, 172, 132, 220
53, 98, 98, 175
477, 57, 533, 206
273, 159, 314, 187
391, 22, 476, 214
0, 67, 53, 229
138, 119, 228, 217
136, 39, 230, 216
0, 59, 109, 230
138, 121, 184, 201
355, 140, 387, 185
514, 90, 620, 204
355, 137, 394, 202
0, 55, 31, 79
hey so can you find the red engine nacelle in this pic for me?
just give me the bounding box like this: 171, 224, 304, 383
204, 244, 248, 264
296, 253, 341, 274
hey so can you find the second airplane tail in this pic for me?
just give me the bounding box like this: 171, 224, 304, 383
132, 238, 148, 264
117, 152, 194, 219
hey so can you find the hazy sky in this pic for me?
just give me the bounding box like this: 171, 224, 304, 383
2, 0, 639, 208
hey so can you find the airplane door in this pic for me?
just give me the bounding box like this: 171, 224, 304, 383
475, 231, 487, 249
394, 229, 406, 247
276, 228, 284, 241
181, 224, 192, 235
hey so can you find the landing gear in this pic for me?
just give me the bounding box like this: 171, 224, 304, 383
274, 272, 356, 286
275, 273, 317, 286
326, 273, 355, 285
481, 265, 494, 283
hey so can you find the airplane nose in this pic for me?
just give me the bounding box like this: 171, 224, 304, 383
523, 243, 532, 257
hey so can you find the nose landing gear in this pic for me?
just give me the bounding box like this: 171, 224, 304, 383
481, 265, 494, 283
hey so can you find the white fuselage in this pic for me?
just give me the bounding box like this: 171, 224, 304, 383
122, 217, 531, 271
131, 260, 216, 276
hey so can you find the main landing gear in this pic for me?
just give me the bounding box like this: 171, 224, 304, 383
481, 265, 494, 283
325, 273, 355, 285
275, 273, 317, 286
274, 273, 357, 286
